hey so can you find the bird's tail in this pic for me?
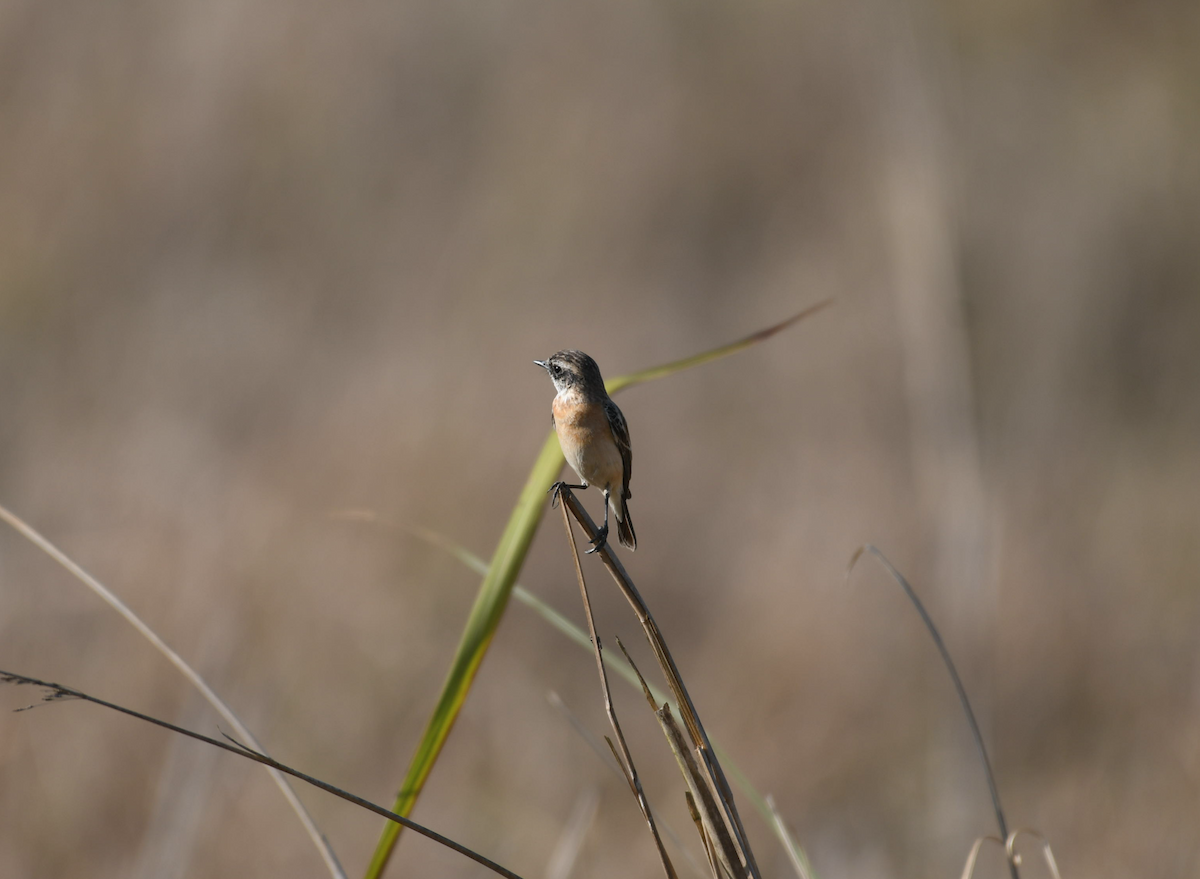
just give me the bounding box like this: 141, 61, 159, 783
614, 494, 636, 550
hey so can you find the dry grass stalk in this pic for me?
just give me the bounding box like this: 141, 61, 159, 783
556, 497, 677, 878
547, 691, 714, 879
961, 829, 1063, 879
685, 791, 723, 879
1007, 830, 1063, 879
557, 487, 761, 879
960, 836, 1004, 879
0, 670, 526, 879
849, 545, 1020, 879
657, 702, 746, 879
613, 635, 745, 879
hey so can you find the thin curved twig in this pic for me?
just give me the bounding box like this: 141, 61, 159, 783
847, 545, 1018, 879
0, 670, 525, 879
959, 836, 1004, 879
1007, 829, 1062, 879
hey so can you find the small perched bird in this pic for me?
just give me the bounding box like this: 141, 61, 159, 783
535, 350, 636, 552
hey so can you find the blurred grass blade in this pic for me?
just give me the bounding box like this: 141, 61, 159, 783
0, 503, 347, 879
765, 794, 815, 879
604, 299, 831, 394
1006, 830, 1061, 879
960, 837, 1005, 879
364, 302, 831, 879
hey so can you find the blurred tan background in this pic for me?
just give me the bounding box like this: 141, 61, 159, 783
1, 1, 1198, 877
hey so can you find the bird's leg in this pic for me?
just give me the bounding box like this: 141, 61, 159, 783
586, 488, 611, 553
549, 481, 588, 509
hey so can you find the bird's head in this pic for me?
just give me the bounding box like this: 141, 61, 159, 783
534, 350, 605, 395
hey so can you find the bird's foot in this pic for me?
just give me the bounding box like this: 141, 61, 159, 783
548, 481, 587, 508
585, 525, 609, 554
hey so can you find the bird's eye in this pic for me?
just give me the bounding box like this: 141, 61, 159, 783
551, 364, 561, 375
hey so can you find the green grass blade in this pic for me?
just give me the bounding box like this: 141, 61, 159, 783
604, 299, 832, 395
364, 301, 830, 879
363, 431, 563, 879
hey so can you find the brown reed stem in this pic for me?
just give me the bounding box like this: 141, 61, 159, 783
557, 487, 760, 879
556, 496, 677, 878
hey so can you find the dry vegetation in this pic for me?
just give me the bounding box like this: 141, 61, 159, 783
1, 1, 1198, 877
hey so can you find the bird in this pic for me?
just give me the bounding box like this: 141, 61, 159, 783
534, 350, 636, 552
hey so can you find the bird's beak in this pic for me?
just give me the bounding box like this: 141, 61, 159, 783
533, 360, 548, 370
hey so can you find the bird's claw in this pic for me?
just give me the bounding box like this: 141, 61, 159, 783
585, 526, 609, 554
548, 481, 586, 509
548, 481, 567, 508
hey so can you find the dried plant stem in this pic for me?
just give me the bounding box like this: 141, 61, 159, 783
1007, 830, 1062, 879
0, 503, 345, 879
546, 690, 713, 879
613, 636, 744, 879
848, 545, 1018, 879
657, 702, 745, 879
557, 499, 677, 879
961, 829, 1063, 879
685, 791, 722, 879
959, 836, 1004, 879
0, 670, 526, 879
558, 488, 760, 879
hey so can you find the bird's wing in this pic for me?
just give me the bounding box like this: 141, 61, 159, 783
604, 398, 633, 500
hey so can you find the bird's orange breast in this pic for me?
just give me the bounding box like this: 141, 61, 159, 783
551, 392, 622, 490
